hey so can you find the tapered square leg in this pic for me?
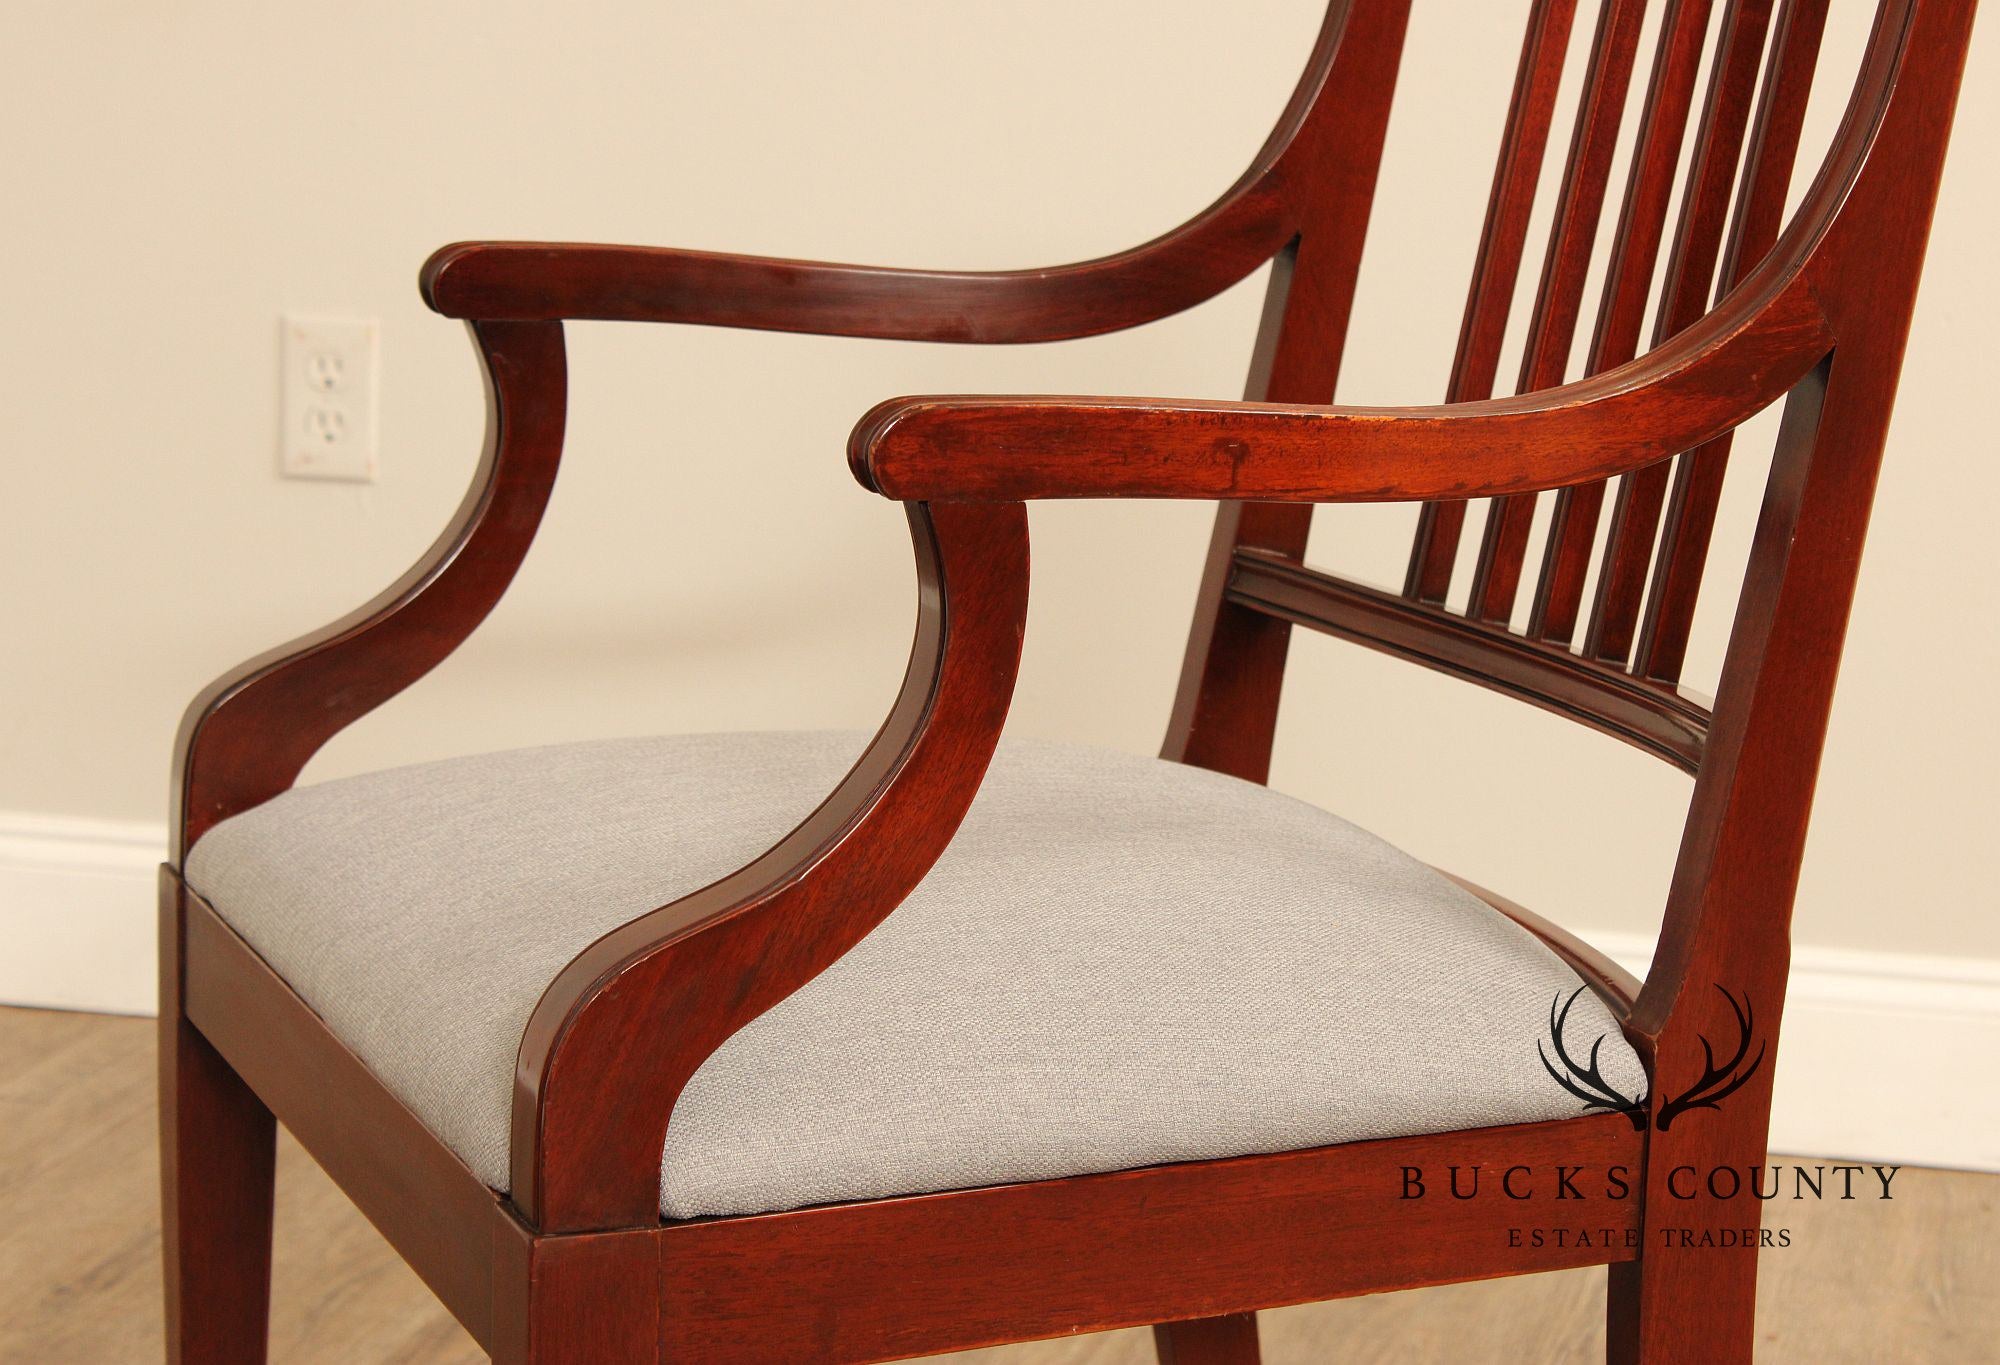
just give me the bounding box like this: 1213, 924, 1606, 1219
1153, 1312, 1260, 1364
492, 1215, 658, 1365
161, 869, 277, 1364
1607, 1222, 1759, 1363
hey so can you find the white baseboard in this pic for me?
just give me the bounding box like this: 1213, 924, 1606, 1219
0, 812, 163, 1015
1588, 933, 2000, 1174
2, 812, 1995, 1171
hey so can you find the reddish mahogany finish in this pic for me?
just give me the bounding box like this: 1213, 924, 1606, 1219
1467, 0, 1649, 626
1529, 0, 1718, 645
1405, 0, 1580, 604
1589, 0, 1797, 664
1633, 0, 1834, 681
1153, 1317, 1260, 1365
172, 319, 567, 861
160, 872, 275, 1363
162, 0, 1975, 1361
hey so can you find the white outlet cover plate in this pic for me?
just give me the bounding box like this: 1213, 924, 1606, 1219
281, 314, 379, 482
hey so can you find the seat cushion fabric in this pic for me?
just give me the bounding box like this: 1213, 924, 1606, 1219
186, 731, 1645, 1220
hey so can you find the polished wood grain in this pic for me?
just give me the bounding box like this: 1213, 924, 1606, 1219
19, 1009, 1998, 1364
651, 1115, 1641, 1362
490, 1218, 657, 1365
1405, 0, 1581, 604
1150, 1316, 1259, 1365
178, 879, 503, 1345
1161, 0, 1413, 787
1468, 0, 1650, 626
1587, 0, 1786, 665
171, 320, 566, 860
1222, 553, 1710, 771
1616, 5, 1977, 1353
159, 0, 1977, 1359
160, 872, 275, 1365
515, 500, 1030, 1231
1529, 0, 1719, 645
1633, 0, 1833, 682
846, 264, 1828, 504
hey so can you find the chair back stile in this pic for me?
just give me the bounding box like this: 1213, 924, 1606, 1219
1164, 0, 1415, 781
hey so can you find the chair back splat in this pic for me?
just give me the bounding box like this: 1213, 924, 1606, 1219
1171, 0, 1867, 783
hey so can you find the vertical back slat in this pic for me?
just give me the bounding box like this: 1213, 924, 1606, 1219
1467, 0, 1652, 625
1632, 0, 1830, 681
1405, 0, 1582, 605
1584, 0, 1778, 662
1529, 0, 1718, 644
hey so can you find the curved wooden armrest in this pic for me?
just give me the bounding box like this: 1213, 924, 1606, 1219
172, 321, 567, 862
414, 0, 1383, 339
849, 261, 1833, 504
419, 216, 1288, 342
846, 3, 1930, 510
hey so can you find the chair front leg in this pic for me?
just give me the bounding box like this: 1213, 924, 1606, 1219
491, 1219, 657, 1365
160, 869, 277, 1365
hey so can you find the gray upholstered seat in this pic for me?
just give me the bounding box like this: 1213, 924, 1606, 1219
186, 731, 1645, 1220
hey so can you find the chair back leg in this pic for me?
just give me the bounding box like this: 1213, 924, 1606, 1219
1607, 1091, 1770, 1365
160, 870, 277, 1364
1154, 1312, 1261, 1363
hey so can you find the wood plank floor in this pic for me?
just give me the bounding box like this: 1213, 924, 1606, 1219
2, 1005, 1993, 1362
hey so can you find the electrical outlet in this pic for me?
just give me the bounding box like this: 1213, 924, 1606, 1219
281, 314, 378, 481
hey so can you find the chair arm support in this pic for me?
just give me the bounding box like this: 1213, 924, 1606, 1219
511, 500, 1030, 1232
847, 270, 1833, 504
171, 320, 567, 861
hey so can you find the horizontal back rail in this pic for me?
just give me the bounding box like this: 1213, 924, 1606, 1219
1227, 550, 1710, 770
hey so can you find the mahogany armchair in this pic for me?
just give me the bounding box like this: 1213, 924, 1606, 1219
162, 0, 1974, 1360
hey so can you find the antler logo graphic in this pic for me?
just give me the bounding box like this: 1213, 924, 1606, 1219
1536, 983, 1766, 1131
1537, 986, 1648, 1129
1653, 985, 1765, 1131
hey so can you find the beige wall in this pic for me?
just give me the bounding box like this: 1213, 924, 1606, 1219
3, 1, 1993, 960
